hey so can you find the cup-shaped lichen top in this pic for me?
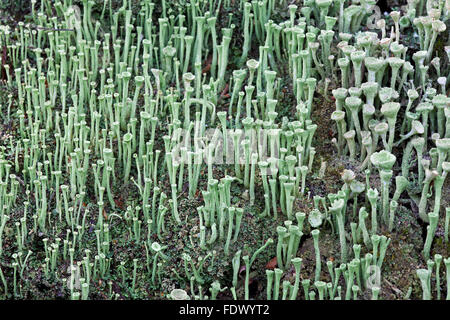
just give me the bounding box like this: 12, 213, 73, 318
331, 110, 346, 121
379, 87, 399, 104
410, 120, 425, 134
246, 58, 260, 70
350, 180, 365, 195
332, 87, 348, 100
416, 102, 434, 114
123, 132, 133, 143
374, 122, 389, 135
170, 288, 190, 300
442, 162, 450, 173
329, 198, 345, 213
162, 45, 176, 57
341, 169, 356, 184
151, 241, 162, 252
381, 101, 401, 119
370, 150, 397, 171
308, 209, 323, 228
436, 138, 450, 153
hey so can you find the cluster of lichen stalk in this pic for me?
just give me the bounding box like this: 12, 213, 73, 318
327, 0, 450, 300
0, 0, 449, 301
